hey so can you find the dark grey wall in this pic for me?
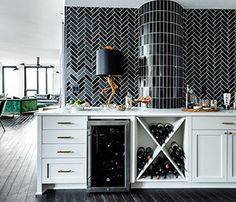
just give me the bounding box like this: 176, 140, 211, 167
183, 9, 236, 106
65, 7, 138, 106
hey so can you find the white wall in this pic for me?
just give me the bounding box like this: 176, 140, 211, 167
0, 0, 64, 97
65, 0, 236, 9
0, 62, 2, 93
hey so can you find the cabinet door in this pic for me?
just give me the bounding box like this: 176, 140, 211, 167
228, 131, 236, 182
192, 130, 227, 182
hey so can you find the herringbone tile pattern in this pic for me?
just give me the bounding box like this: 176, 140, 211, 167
65, 7, 138, 106
183, 10, 236, 106
65, 8, 236, 107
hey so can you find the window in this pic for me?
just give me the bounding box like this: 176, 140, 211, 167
2, 65, 55, 97
24, 66, 54, 96
2, 66, 20, 97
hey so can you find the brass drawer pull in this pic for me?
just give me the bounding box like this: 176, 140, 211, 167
222, 122, 235, 125
58, 170, 73, 173
57, 136, 73, 139
57, 122, 74, 125
57, 150, 74, 153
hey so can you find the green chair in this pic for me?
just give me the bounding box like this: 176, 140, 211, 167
3, 99, 21, 114
21, 98, 37, 113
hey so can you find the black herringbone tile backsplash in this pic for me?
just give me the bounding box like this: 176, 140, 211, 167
65, 7, 236, 107
65, 7, 138, 106
183, 10, 236, 106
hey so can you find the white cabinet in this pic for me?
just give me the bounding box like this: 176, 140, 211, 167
42, 159, 86, 183
228, 131, 236, 182
37, 115, 88, 194
192, 130, 227, 182
192, 116, 236, 183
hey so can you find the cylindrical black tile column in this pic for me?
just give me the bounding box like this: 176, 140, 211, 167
138, 0, 184, 108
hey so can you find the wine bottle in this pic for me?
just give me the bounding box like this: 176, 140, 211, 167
171, 142, 185, 159
146, 147, 153, 161
172, 142, 181, 156
156, 123, 165, 136
171, 167, 180, 178
156, 123, 167, 145
168, 147, 179, 162
137, 147, 146, 161
155, 156, 165, 178
154, 164, 162, 179
144, 164, 155, 179
164, 123, 174, 134
164, 160, 171, 171
149, 124, 157, 134
137, 159, 146, 173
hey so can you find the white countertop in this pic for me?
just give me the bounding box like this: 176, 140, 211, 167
36, 107, 236, 117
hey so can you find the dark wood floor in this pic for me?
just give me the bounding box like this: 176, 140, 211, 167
1, 116, 236, 202
37, 188, 236, 202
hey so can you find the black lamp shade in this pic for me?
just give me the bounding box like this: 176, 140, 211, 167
96, 49, 124, 76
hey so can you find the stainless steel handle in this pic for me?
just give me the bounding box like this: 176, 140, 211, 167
57, 150, 73, 153
57, 122, 74, 125
222, 122, 235, 125
57, 136, 73, 139
58, 170, 73, 173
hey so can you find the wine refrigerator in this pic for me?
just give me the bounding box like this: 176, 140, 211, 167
87, 120, 130, 192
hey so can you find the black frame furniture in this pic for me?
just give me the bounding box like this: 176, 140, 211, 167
0, 100, 6, 132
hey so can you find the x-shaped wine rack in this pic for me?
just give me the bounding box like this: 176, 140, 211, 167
136, 117, 186, 181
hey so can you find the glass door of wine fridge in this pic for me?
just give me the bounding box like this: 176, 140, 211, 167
87, 120, 130, 192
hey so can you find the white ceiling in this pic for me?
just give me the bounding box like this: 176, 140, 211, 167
1, 0, 235, 66
66, 0, 236, 9
0, 0, 64, 66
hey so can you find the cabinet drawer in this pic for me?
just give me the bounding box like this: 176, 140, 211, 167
43, 116, 87, 130
192, 116, 236, 130
42, 159, 86, 183
42, 130, 87, 144
42, 144, 86, 158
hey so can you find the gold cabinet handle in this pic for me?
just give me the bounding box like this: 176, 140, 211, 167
222, 122, 235, 125
57, 122, 74, 125
57, 150, 74, 153
58, 170, 73, 173
57, 136, 73, 139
